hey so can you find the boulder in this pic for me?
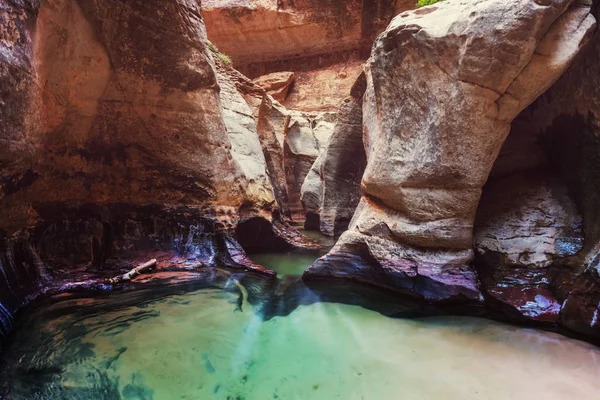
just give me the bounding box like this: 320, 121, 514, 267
253, 71, 295, 103
305, 0, 596, 303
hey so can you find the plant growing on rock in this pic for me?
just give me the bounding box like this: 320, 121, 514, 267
416, 0, 444, 8
207, 41, 232, 65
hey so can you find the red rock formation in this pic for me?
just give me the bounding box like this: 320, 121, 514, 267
202, 0, 413, 112
253, 71, 295, 103
300, 74, 367, 236
202, 0, 397, 68
0, 0, 318, 344
305, 0, 597, 303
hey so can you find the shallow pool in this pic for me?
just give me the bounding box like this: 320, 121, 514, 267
1, 279, 599, 400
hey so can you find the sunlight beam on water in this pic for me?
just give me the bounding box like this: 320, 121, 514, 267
2, 282, 600, 399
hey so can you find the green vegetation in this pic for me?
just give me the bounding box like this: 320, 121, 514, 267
207, 41, 232, 65
416, 0, 444, 7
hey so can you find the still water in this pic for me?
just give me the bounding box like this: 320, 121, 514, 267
1, 235, 599, 399
2, 281, 600, 399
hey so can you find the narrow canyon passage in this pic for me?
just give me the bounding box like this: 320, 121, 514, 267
2, 0, 600, 399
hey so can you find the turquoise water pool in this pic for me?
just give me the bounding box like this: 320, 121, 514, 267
1, 277, 599, 400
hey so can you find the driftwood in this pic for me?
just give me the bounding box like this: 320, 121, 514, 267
109, 259, 157, 284
233, 279, 248, 312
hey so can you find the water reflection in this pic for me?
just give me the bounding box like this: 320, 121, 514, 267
1, 278, 599, 400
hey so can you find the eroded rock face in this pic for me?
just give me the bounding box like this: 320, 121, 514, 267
305, 0, 596, 303
202, 1, 410, 113
284, 111, 335, 218
201, 0, 398, 68
0, 0, 317, 346
253, 71, 294, 103
474, 172, 584, 322
510, 0, 600, 338
284, 61, 365, 112
300, 74, 368, 236
216, 63, 277, 213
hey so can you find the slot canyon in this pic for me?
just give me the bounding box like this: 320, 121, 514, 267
1, 0, 600, 398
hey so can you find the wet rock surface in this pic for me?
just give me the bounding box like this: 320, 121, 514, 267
0, 0, 317, 348
474, 172, 584, 322
306, 0, 596, 304
2, 0, 600, 352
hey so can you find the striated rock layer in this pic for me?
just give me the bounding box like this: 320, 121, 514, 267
300, 74, 367, 236
474, 172, 584, 322
202, 1, 416, 113
305, 0, 597, 305
0, 0, 318, 348
509, 0, 600, 338
201, 0, 401, 70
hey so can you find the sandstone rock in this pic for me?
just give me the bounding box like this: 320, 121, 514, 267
284, 61, 364, 112
216, 63, 277, 212
300, 151, 324, 230
256, 96, 294, 219
0, 0, 39, 182
0, 0, 317, 345
305, 0, 596, 303
300, 85, 368, 237
284, 111, 336, 218
474, 172, 584, 322
487, 113, 548, 179
201, 0, 398, 68
319, 95, 367, 237
509, 1, 600, 338
394, 0, 417, 15
253, 71, 295, 103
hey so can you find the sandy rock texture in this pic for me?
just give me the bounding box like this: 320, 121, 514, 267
201, 0, 399, 68
474, 172, 584, 322
253, 71, 294, 103
284, 61, 364, 112
507, 0, 600, 338
202, 1, 415, 113
0, 0, 318, 344
305, 0, 597, 303
284, 111, 335, 218
300, 74, 368, 236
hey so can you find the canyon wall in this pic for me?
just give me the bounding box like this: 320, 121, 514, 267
202, 1, 417, 113
3, 0, 600, 347
305, 0, 597, 310
0, 0, 317, 347
201, 0, 405, 70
